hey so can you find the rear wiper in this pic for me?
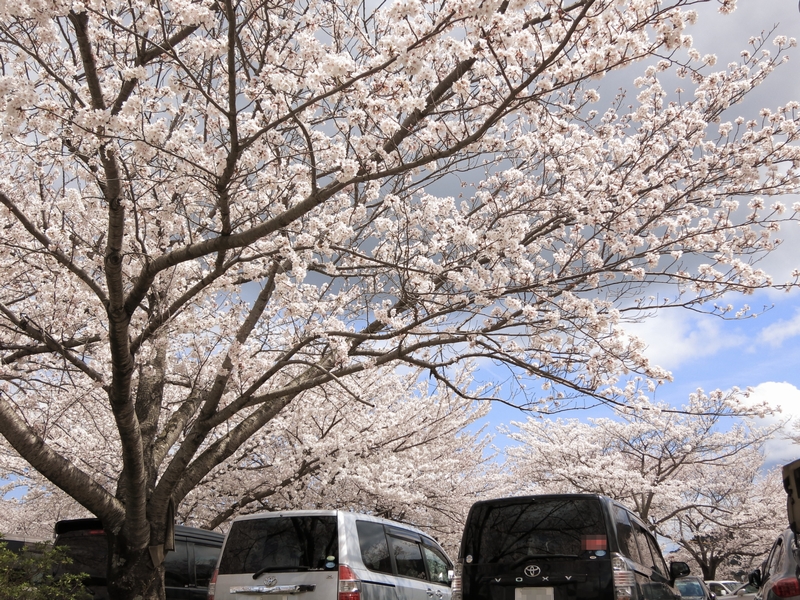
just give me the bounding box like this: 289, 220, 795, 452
253, 565, 311, 580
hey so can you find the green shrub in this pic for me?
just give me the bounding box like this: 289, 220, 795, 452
0, 536, 91, 600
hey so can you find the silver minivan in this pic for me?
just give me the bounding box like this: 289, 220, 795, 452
209, 510, 453, 600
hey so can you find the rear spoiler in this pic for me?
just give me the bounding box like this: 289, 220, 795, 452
53, 518, 222, 544
783, 459, 800, 535
54, 518, 104, 536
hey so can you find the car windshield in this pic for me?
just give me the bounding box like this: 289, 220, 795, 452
218, 516, 338, 575
723, 583, 738, 592
462, 497, 606, 564
677, 580, 705, 597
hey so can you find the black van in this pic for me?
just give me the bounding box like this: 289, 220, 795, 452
54, 518, 224, 600
453, 494, 689, 600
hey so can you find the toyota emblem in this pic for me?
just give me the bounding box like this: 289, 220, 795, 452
262, 576, 278, 586
524, 565, 541, 578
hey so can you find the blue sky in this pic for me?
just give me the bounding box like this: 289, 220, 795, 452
627, 0, 800, 465
483, 1, 800, 464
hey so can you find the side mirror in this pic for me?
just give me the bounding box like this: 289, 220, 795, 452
711, 593, 717, 600
448, 569, 454, 586
784, 459, 800, 534
749, 568, 762, 589
669, 561, 690, 582
736, 590, 745, 597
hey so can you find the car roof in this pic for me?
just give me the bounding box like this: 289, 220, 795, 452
471, 493, 606, 504
54, 518, 223, 543
230, 509, 430, 538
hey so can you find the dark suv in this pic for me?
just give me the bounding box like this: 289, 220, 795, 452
453, 494, 689, 600
54, 518, 224, 599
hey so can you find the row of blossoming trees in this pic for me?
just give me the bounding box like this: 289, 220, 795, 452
0, 0, 799, 596
3, 388, 791, 579
504, 393, 790, 579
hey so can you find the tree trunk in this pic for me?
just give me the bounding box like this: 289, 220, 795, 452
700, 561, 718, 581
106, 529, 166, 600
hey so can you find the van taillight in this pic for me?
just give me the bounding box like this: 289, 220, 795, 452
773, 577, 800, 598
338, 564, 361, 600
612, 554, 635, 600
207, 568, 217, 600
451, 561, 463, 600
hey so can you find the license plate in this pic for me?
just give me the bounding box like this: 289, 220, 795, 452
515, 588, 554, 600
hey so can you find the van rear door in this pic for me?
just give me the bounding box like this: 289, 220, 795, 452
459, 496, 613, 600
214, 514, 340, 600
53, 520, 109, 599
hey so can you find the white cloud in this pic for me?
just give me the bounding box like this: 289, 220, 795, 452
744, 382, 800, 466
625, 310, 747, 372
759, 309, 800, 347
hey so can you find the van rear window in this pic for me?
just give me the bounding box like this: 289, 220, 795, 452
54, 530, 108, 583
463, 497, 606, 564
218, 516, 338, 574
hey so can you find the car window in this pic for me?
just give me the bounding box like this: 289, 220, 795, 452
389, 535, 427, 580
631, 523, 667, 576
644, 532, 668, 576
614, 506, 641, 565
164, 540, 190, 588
422, 543, 451, 585
218, 516, 338, 574
677, 580, 705, 597
357, 521, 393, 574
53, 529, 107, 583
194, 542, 220, 587
462, 496, 606, 564
764, 538, 784, 580
631, 524, 654, 569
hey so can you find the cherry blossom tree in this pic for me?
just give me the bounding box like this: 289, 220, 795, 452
665, 465, 785, 580
1, 0, 799, 597
1, 366, 500, 554
0, 482, 88, 539
504, 394, 785, 578
175, 366, 504, 554
788, 417, 800, 445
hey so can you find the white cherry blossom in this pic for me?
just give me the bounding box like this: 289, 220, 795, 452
0, 0, 798, 598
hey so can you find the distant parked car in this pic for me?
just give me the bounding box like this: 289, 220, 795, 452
1, 535, 49, 554
749, 527, 800, 600
677, 576, 716, 600
707, 581, 740, 596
